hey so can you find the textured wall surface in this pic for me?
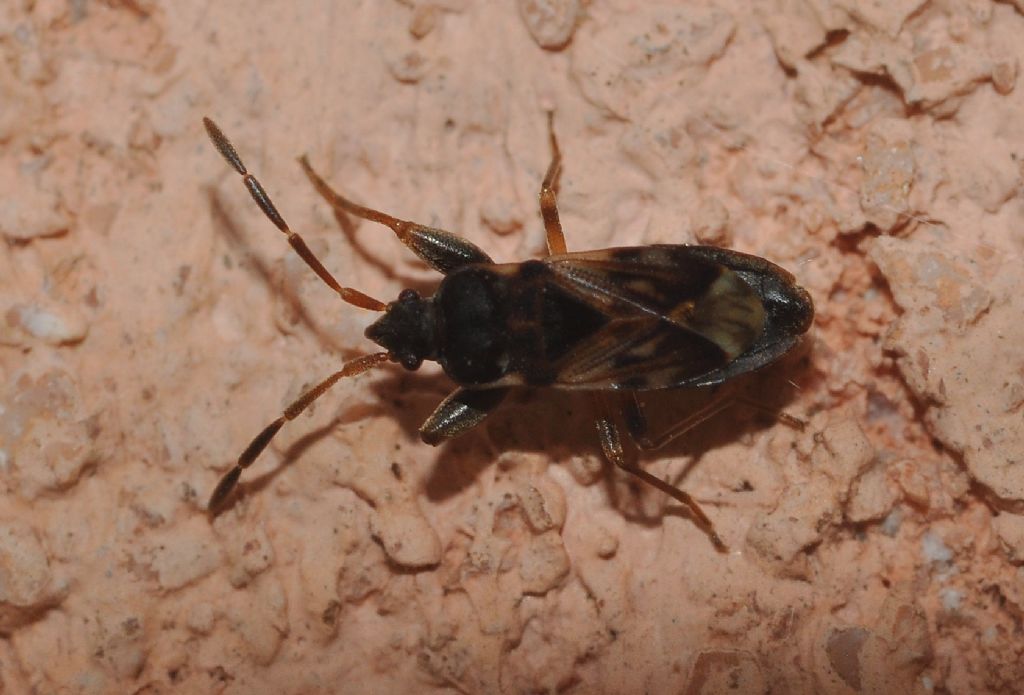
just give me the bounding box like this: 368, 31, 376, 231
1, 1, 1023, 693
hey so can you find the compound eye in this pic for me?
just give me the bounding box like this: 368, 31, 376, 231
398, 289, 420, 303
401, 354, 422, 370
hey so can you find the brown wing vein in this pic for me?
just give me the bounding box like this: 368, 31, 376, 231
537, 254, 732, 389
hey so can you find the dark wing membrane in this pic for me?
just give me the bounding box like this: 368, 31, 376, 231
551, 315, 730, 389
544, 246, 720, 322
540, 246, 765, 390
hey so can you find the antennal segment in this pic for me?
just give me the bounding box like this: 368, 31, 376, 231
208, 351, 391, 511
203, 117, 387, 312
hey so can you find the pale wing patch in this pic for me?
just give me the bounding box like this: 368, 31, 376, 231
687, 272, 765, 359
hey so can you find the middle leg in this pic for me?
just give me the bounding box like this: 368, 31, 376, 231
539, 111, 568, 256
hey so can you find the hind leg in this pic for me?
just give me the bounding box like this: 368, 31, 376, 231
591, 395, 726, 551
623, 392, 805, 451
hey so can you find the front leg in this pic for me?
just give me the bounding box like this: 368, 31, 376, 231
419, 388, 510, 446
299, 156, 493, 274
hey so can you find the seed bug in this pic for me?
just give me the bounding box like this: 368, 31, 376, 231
202, 115, 814, 549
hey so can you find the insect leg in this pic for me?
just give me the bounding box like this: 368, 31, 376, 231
203, 118, 387, 312
298, 156, 493, 274
593, 396, 727, 551
624, 392, 805, 451
539, 111, 568, 255
734, 396, 807, 431
419, 388, 510, 446
208, 351, 390, 511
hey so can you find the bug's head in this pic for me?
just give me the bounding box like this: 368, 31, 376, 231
365, 289, 437, 371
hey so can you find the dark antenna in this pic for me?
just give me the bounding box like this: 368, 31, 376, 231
203, 117, 387, 312
207, 352, 390, 510
203, 118, 396, 510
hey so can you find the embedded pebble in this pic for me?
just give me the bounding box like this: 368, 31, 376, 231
871, 237, 1024, 503
992, 514, 1024, 564
408, 4, 439, 38
691, 197, 732, 247
593, 526, 618, 559
895, 459, 932, 508
370, 503, 442, 569
818, 591, 932, 693
811, 420, 876, 500
858, 594, 933, 691
686, 649, 767, 695
2, 368, 109, 502
749, 420, 874, 576
847, 462, 897, 523
296, 504, 372, 638
187, 602, 215, 635
6, 302, 88, 345
517, 530, 570, 594
0, 178, 69, 240
991, 58, 1017, 95
0, 520, 67, 631
230, 579, 289, 666
517, 0, 580, 50
746, 476, 834, 579
223, 524, 275, 588
518, 479, 566, 533
136, 520, 222, 591
385, 49, 430, 83
825, 627, 870, 691
858, 119, 916, 231
565, 452, 603, 486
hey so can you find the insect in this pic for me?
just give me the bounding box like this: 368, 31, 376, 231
202, 115, 814, 549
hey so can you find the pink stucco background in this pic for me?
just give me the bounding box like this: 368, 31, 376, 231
2, 1, 1023, 693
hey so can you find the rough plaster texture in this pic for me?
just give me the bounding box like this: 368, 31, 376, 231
1, 1, 1023, 693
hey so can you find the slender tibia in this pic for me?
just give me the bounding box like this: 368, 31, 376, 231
625, 392, 806, 451
208, 351, 390, 510
592, 396, 727, 551
540, 111, 567, 256
203, 117, 386, 312
298, 155, 411, 241
297, 155, 492, 274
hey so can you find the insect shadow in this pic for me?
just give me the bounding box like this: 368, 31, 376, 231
207, 187, 324, 340
222, 358, 811, 530
324, 198, 435, 293
370, 353, 814, 527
